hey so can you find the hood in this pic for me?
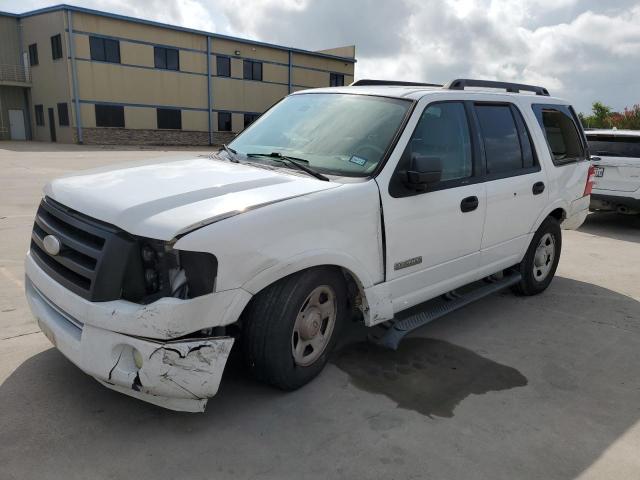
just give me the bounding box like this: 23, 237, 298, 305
45, 156, 339, 240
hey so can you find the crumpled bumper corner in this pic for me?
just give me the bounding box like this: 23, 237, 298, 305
26, 274, 234, 413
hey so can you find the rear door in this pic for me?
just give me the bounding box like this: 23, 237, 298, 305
476, 103, 548, 269
587, 133, 640, 193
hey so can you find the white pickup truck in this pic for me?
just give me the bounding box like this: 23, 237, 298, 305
25, 79, 592, 412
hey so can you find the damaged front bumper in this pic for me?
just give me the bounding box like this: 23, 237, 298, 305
24, 254, 241, 412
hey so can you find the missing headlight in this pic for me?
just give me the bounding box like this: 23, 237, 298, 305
121, 238, 217, 304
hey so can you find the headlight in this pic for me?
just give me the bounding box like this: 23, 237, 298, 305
121, 238, 217, 304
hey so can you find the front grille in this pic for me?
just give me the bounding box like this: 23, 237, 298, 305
30, 197, 140, 301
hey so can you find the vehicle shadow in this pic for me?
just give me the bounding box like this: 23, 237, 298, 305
579, 211, 640, 243
0, 276, 638, 479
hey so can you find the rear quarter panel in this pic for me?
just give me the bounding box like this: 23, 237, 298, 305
516, 96, 590, 230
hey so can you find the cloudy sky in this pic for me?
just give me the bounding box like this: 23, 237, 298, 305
2, 0, 639, 113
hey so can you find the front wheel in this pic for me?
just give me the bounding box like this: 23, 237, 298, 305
241, 268, 347, 390
513, 216, 562, 296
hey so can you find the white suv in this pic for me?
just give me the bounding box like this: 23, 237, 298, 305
586, 129, 640, 214
25, 79, 592, 412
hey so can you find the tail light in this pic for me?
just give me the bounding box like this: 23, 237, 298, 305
583, 164, 595, 196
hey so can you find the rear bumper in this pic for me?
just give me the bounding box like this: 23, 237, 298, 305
25, 253, 239, 412
590, 192, 640, 213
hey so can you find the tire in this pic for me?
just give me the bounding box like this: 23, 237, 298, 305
513, 216, 562, 296
241, 268, 347, 390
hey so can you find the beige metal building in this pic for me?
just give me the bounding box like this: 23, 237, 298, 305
0, 5, 356, 145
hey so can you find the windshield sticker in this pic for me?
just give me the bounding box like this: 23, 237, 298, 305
349, 155, 368, 167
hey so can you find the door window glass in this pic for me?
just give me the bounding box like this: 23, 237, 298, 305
407, 102, 473, 181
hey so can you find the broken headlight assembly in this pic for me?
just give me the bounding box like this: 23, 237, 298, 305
121, 238, 218, 304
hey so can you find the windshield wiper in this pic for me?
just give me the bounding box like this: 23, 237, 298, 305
220, 144, 240, 163
245, 152, 330, 181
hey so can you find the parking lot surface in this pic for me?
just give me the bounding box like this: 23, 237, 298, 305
1, 141, 639, 480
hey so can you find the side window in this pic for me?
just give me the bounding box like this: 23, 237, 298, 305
35, 105, 44, 126
407, 102, 473, 182
29, 43, 39, 66
243, 60, 262, 81
95, 105, 125, 128
330, 73, 345, 87
216, 56, 230, 77
89, 36, 121, 64
57, 103, 69, 126
218, 112, 232, 132
532, 104, 585, 165
50, 34, 63, 60
475, 104, 526, 175
154, 47, 179, 70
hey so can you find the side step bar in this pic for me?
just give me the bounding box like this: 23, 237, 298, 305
370, 271, 522, 350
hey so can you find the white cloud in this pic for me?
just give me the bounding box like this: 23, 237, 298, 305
1, 0, 638, 113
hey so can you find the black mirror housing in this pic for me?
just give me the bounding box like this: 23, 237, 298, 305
405, 154, 442, 189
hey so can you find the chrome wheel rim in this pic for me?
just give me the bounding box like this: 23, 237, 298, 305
292, 285, 336, 367
533, 233, 555, 282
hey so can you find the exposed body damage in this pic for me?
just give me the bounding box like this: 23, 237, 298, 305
25, 255, 235, 412
104, 338, 234, 412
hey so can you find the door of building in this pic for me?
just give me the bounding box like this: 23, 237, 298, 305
8, 109, 26, 140
48, 107, 57, 142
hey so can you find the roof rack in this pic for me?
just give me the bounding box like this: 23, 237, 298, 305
444, 79, 550, 96
351, 79, 442, 87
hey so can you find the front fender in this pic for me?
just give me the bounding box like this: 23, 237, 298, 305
241, 249, 376, 295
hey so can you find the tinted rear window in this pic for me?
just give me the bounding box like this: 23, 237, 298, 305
587, 135, 640, 158
475, 104, 523, 174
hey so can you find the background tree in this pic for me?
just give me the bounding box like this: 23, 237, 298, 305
580, 101, 640, 130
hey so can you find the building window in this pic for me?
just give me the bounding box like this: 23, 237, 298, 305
57, 103, 69, 126
28, 44, 39, 66
330, 73, 344, 87
216, 56, 230, 77
218, 112, 232, 132
243, 60, 262, 81
34, 105, 44, 126
154, 46, 179, 70
50, 34, 63, 60
244, 113, 260, 128
89, 36, 121, 64
95, 104, 125, 127
157, 108, 182, 129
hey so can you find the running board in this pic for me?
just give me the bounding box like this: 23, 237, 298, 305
369, 271, 522, 350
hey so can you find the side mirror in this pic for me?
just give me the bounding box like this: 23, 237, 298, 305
405, 154, 442, 190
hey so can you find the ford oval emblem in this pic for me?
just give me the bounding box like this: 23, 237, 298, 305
43, 235, 61, 256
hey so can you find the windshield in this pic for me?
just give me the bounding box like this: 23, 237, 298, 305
229, 93, 412, 177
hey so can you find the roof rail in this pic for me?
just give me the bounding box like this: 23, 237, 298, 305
351, 79, 442, 87
444, 79, 550, 96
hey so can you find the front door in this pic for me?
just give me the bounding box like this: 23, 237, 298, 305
48, 107, 57, 142
379, 100, 486, 313
8, 109, 26, 140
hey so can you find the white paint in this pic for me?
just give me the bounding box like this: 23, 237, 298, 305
8, 109, 26, 140
28, 86, 591, 411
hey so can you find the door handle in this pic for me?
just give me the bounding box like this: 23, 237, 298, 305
460, 196, 479, 212
532, 181, 545, 195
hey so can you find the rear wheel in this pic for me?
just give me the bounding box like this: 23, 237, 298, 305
513, 216, 562, 296
241, 268, 347, 390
